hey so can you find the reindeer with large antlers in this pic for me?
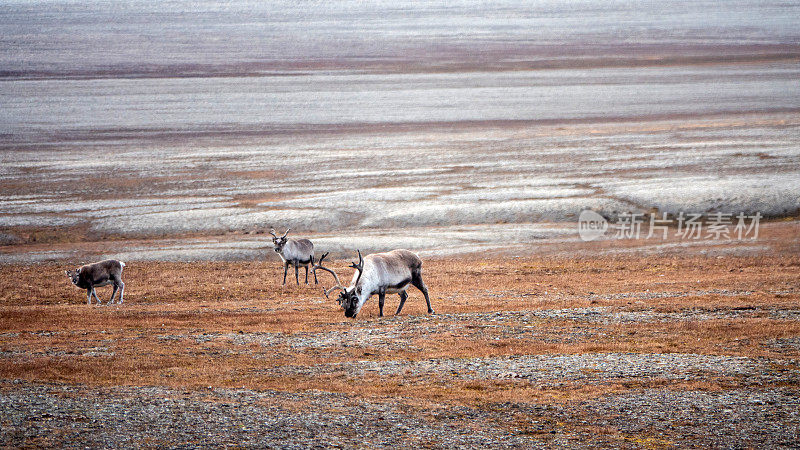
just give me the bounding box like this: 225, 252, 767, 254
270, 228, 317, 285
313, 249, 434, 318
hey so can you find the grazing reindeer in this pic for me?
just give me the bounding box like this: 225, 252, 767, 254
314, 249, 434, 319
65, 259, 125, 305
270, 228, 317, 285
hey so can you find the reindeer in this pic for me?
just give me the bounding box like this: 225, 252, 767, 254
270, 228, 317, 285
65, 259, 126, 305
313, 249, 434, 318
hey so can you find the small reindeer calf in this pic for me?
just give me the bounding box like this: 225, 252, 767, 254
65, 259, 126, 305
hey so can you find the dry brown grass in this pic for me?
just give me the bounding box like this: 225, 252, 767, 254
1, 249, 799, 407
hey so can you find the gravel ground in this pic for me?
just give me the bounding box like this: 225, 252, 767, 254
264, 352, 796, 385
2, 381, 798, 448
2, 260, 798, 447
3, 299, 800, 447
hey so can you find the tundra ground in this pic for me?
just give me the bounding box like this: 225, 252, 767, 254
1, 229, 799, 448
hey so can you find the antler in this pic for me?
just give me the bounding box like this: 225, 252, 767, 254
269, 228, 278, 238
281, 227, 291, 238
350, 249, 364, 288
324, 285, 346, 300
311, 252, 344, 298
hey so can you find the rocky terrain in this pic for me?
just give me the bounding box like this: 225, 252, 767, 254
2, 246, 799, 448
1, 1, 799, 447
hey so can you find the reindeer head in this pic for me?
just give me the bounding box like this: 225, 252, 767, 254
269, 228, 291, 254
339, 287, 361, 318
341, 250, 364, 318
65, 268, 80, 286
313, 250, 365, 318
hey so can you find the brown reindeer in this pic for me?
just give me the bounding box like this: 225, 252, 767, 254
65, 259, 126, 305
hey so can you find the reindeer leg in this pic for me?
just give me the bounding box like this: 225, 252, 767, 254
283, 263, 289, 285
86, 289, 92, 305
311, 255, 318, 284
110, 275, 124, 305
109, 284, 118, 305
294, 262, 300, 285
91, 287, 102, 306
411, 271, 434, 314
304, 264, 309, 284
378, 289, 386, 317
396, 291, 408, 315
